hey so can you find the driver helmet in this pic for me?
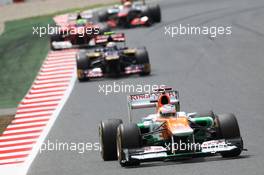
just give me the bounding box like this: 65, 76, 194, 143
159, 104, 176, 118
76, 19, 86, 26
124, 1, 132, 8
106, 42, 117, 49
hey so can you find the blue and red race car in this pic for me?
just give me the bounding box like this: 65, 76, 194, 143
76, 32, 151, 81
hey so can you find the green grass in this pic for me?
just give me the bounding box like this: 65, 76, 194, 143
0, 2, 117, 109
0, 16, 53, 108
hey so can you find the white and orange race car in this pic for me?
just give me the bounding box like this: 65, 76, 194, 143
99, 87, 245, 167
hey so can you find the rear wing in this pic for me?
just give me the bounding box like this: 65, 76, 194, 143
127, 88, 180, 122
95, 32, 126, 45
121, 0, 146, 4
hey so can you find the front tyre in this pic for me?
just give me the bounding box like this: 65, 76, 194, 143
98, 11, 109, 22
148, 4, 161, 23
76, 51, 90, 82
136, 47, 151, 76
98, 23, 111, 34
99, 119, 123, 161
216, 113, 243, 157
117, 123, 141, 167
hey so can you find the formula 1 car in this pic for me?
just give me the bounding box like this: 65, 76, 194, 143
99, 87, 244, 167
50, 11, 110, 50
98, 0, 161, 28
76, 32, 151, 81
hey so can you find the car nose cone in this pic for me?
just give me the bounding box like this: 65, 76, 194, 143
171, 125, 193, 136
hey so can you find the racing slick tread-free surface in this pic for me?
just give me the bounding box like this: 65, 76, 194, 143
99, 119, 123, 161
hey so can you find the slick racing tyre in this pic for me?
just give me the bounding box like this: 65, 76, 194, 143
148, 4, 161, 23
98, 11, 109, 22
117, 123, 142, 167
216, 113, 243, 157
136, 47, 151, 76
76, 51, 90, 82
99, 119, 123, 161
50, 33, 63, 50
98, 23, 111, 34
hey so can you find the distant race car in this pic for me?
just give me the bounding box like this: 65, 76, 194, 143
98, 0, 161, 28
99, 87, 245, 167
50, 11, 110, 50
76, 32, 151, 81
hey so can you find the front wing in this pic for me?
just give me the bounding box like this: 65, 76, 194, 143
121, 139, 243, 163
51, 40, 96, 50
80, 65, 145, 79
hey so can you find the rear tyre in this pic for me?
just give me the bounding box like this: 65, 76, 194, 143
117, 123, 141, 167
148, 4, 161, 23
76, 51, 90, 82
98, 23, 111, 34
216, 113, 243, 157
99, 119, 123, 161
136, 47, 151, 76
98, 11, 109, 22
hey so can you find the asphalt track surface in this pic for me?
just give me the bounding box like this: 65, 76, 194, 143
28, 0, 264, 174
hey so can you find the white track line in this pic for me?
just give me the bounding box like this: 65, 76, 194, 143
18, 102, 59, 108
31, 83, 69, 89
21, 98, 62, 104
29, 89, 67, 95
12, 117, 50, 123
7, 121, 49, 129
0, 151, 31, 159
0, 133, 42, 140
3, 127, 46, 135
0, 139, 37, 146
0, 145, 35, 151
